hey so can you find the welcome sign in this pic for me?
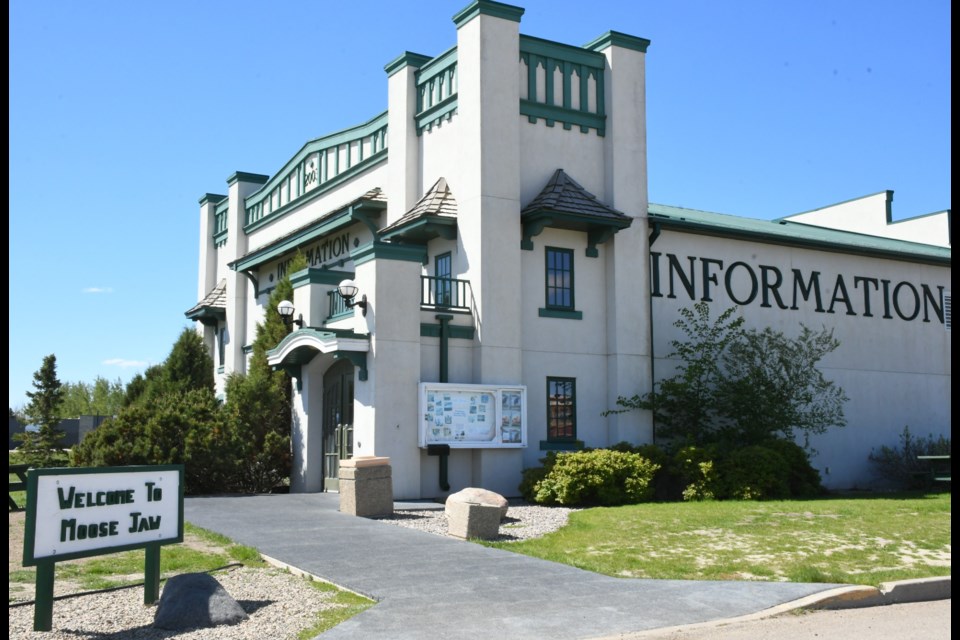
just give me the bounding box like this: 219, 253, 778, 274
23, 465, 183, 565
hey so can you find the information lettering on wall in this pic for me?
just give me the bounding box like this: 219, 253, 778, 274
276, 232, 351, 279
23, 465, 183, 566
650, 252, 947, 324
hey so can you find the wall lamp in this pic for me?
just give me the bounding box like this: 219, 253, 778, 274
338, 279, 368, 316
277, 300, 304, 328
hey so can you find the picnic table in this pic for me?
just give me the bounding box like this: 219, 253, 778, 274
916, 455, 951, 484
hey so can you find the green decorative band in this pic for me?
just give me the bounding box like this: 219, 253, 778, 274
243, 151, 387, 233
243, 111, 388, 229
227, 171, 270, 186
452, 0, 524, 27
232, 199, 383, 272
539, 308, 583, 320
385, 51, 434, 76
290, 268, 355, 289
520, 100, 606, 136
199, 193, 227, 206
351, 241, 427, 266
520, 34, 606, 67
584, 30, 651, 53
242, 344, 253, 354
213, 230, 228, 247
539, 440, 585, 451
420, 323, 475, 339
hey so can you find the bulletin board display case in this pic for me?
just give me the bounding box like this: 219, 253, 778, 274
418, 383, 527, 448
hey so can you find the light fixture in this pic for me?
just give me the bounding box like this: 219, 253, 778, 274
277, 299, 304, 328
337, 279, 368, 316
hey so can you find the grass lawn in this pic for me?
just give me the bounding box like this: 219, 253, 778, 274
483, 491, 951, 587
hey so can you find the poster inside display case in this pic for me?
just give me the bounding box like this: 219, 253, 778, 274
419, 383, 526, 448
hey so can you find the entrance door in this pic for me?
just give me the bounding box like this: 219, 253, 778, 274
322, 359, 354, 491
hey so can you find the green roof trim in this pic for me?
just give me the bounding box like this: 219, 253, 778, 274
452, 0, 524, 27
243, 111, 389, 232
199, 193, 227, 206
290, 267, 355, 289
648, 203, 951, 267
230, 198, 385, 272
385, 51, 434, 76
227, 171, 270, 186
351, 241, 428, 266
584, 30, 651, 53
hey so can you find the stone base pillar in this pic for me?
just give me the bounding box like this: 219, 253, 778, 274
447, 501, 501, 540
339, 457, 393, 517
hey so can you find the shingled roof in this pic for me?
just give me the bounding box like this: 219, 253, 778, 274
379, 177, 458, 243
521, 169, 632, 256
184, 279, 227, 325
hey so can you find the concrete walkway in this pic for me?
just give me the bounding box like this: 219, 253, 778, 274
183, 494, 937, 640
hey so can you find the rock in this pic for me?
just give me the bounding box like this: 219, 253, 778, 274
154, 573, 249, 630
445, 487, 509, 520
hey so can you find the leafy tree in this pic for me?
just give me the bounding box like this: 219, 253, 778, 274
15, 354, 67, 467
717, 325, 847, 445
610, 301, 847, 449
608, 303, 744, 445
59, 376, 126, 418
222, 251, 306, 492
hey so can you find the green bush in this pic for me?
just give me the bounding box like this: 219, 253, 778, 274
868, 426, 951, 490
711, 445, 791, 500
762, 439, 824, 498
528, 449, 660, 506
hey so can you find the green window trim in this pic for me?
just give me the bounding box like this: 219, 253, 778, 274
542, 246, 581, 318
546, 376, 577, 443
539, 439, 584, 451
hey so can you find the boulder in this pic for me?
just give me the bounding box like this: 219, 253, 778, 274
445, 487, 509, 520
154, 573, 248, 630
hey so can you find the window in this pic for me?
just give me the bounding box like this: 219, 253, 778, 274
546, 377, 576, 441
545, 247, 574, 309
217, 326, 226, 366
436, 252, 452, 307
540, 247, 582, 319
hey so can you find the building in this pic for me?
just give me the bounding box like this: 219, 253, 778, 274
187, 0, 951, 498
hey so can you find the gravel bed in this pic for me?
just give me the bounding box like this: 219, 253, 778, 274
9, 501, 577, 639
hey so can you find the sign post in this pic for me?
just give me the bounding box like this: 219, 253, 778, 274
22, 465, 184, 631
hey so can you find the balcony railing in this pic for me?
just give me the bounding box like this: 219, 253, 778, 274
421, 276, 471, 311
326, 290, 353, 322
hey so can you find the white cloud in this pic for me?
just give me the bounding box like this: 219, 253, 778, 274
83, 287, 114, 294
102, 358, 149, 368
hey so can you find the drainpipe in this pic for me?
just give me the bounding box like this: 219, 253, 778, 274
433, 314, 453, 491
647, 222, 660, 445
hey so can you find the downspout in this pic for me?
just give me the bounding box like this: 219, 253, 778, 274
647, 222, 661, 445
434, 314, 453, 491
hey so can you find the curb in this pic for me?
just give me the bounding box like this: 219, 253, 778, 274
802, 576, 951, 609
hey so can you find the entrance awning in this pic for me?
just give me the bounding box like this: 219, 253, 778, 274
266, 328, 370, 382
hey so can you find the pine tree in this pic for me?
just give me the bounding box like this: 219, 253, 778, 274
15, 354, 67, 467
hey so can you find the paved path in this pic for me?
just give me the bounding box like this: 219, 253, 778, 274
185, 494, 851, 640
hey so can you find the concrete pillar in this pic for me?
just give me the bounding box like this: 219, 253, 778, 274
223, 172, 269, 376
587, 32, 655, 445
452, 0, 527, 495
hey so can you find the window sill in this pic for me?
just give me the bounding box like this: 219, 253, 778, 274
217, 366, 225, 374
539, 440, 584, 451
538, 308, 583, 320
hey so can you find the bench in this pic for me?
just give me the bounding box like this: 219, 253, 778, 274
916, 455, 951, 484
8, 463, 30, 511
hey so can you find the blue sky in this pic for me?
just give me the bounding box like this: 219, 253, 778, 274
8, 0, 951, 409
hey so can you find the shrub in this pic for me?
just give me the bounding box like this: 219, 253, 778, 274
711, 445, 790, 500
868, 426, 951, 490
762, 439, 824, 498
529, 449, 660, 506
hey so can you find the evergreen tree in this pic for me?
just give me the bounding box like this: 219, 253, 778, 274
223, 251, 306, 492
15, 354, 67, 467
